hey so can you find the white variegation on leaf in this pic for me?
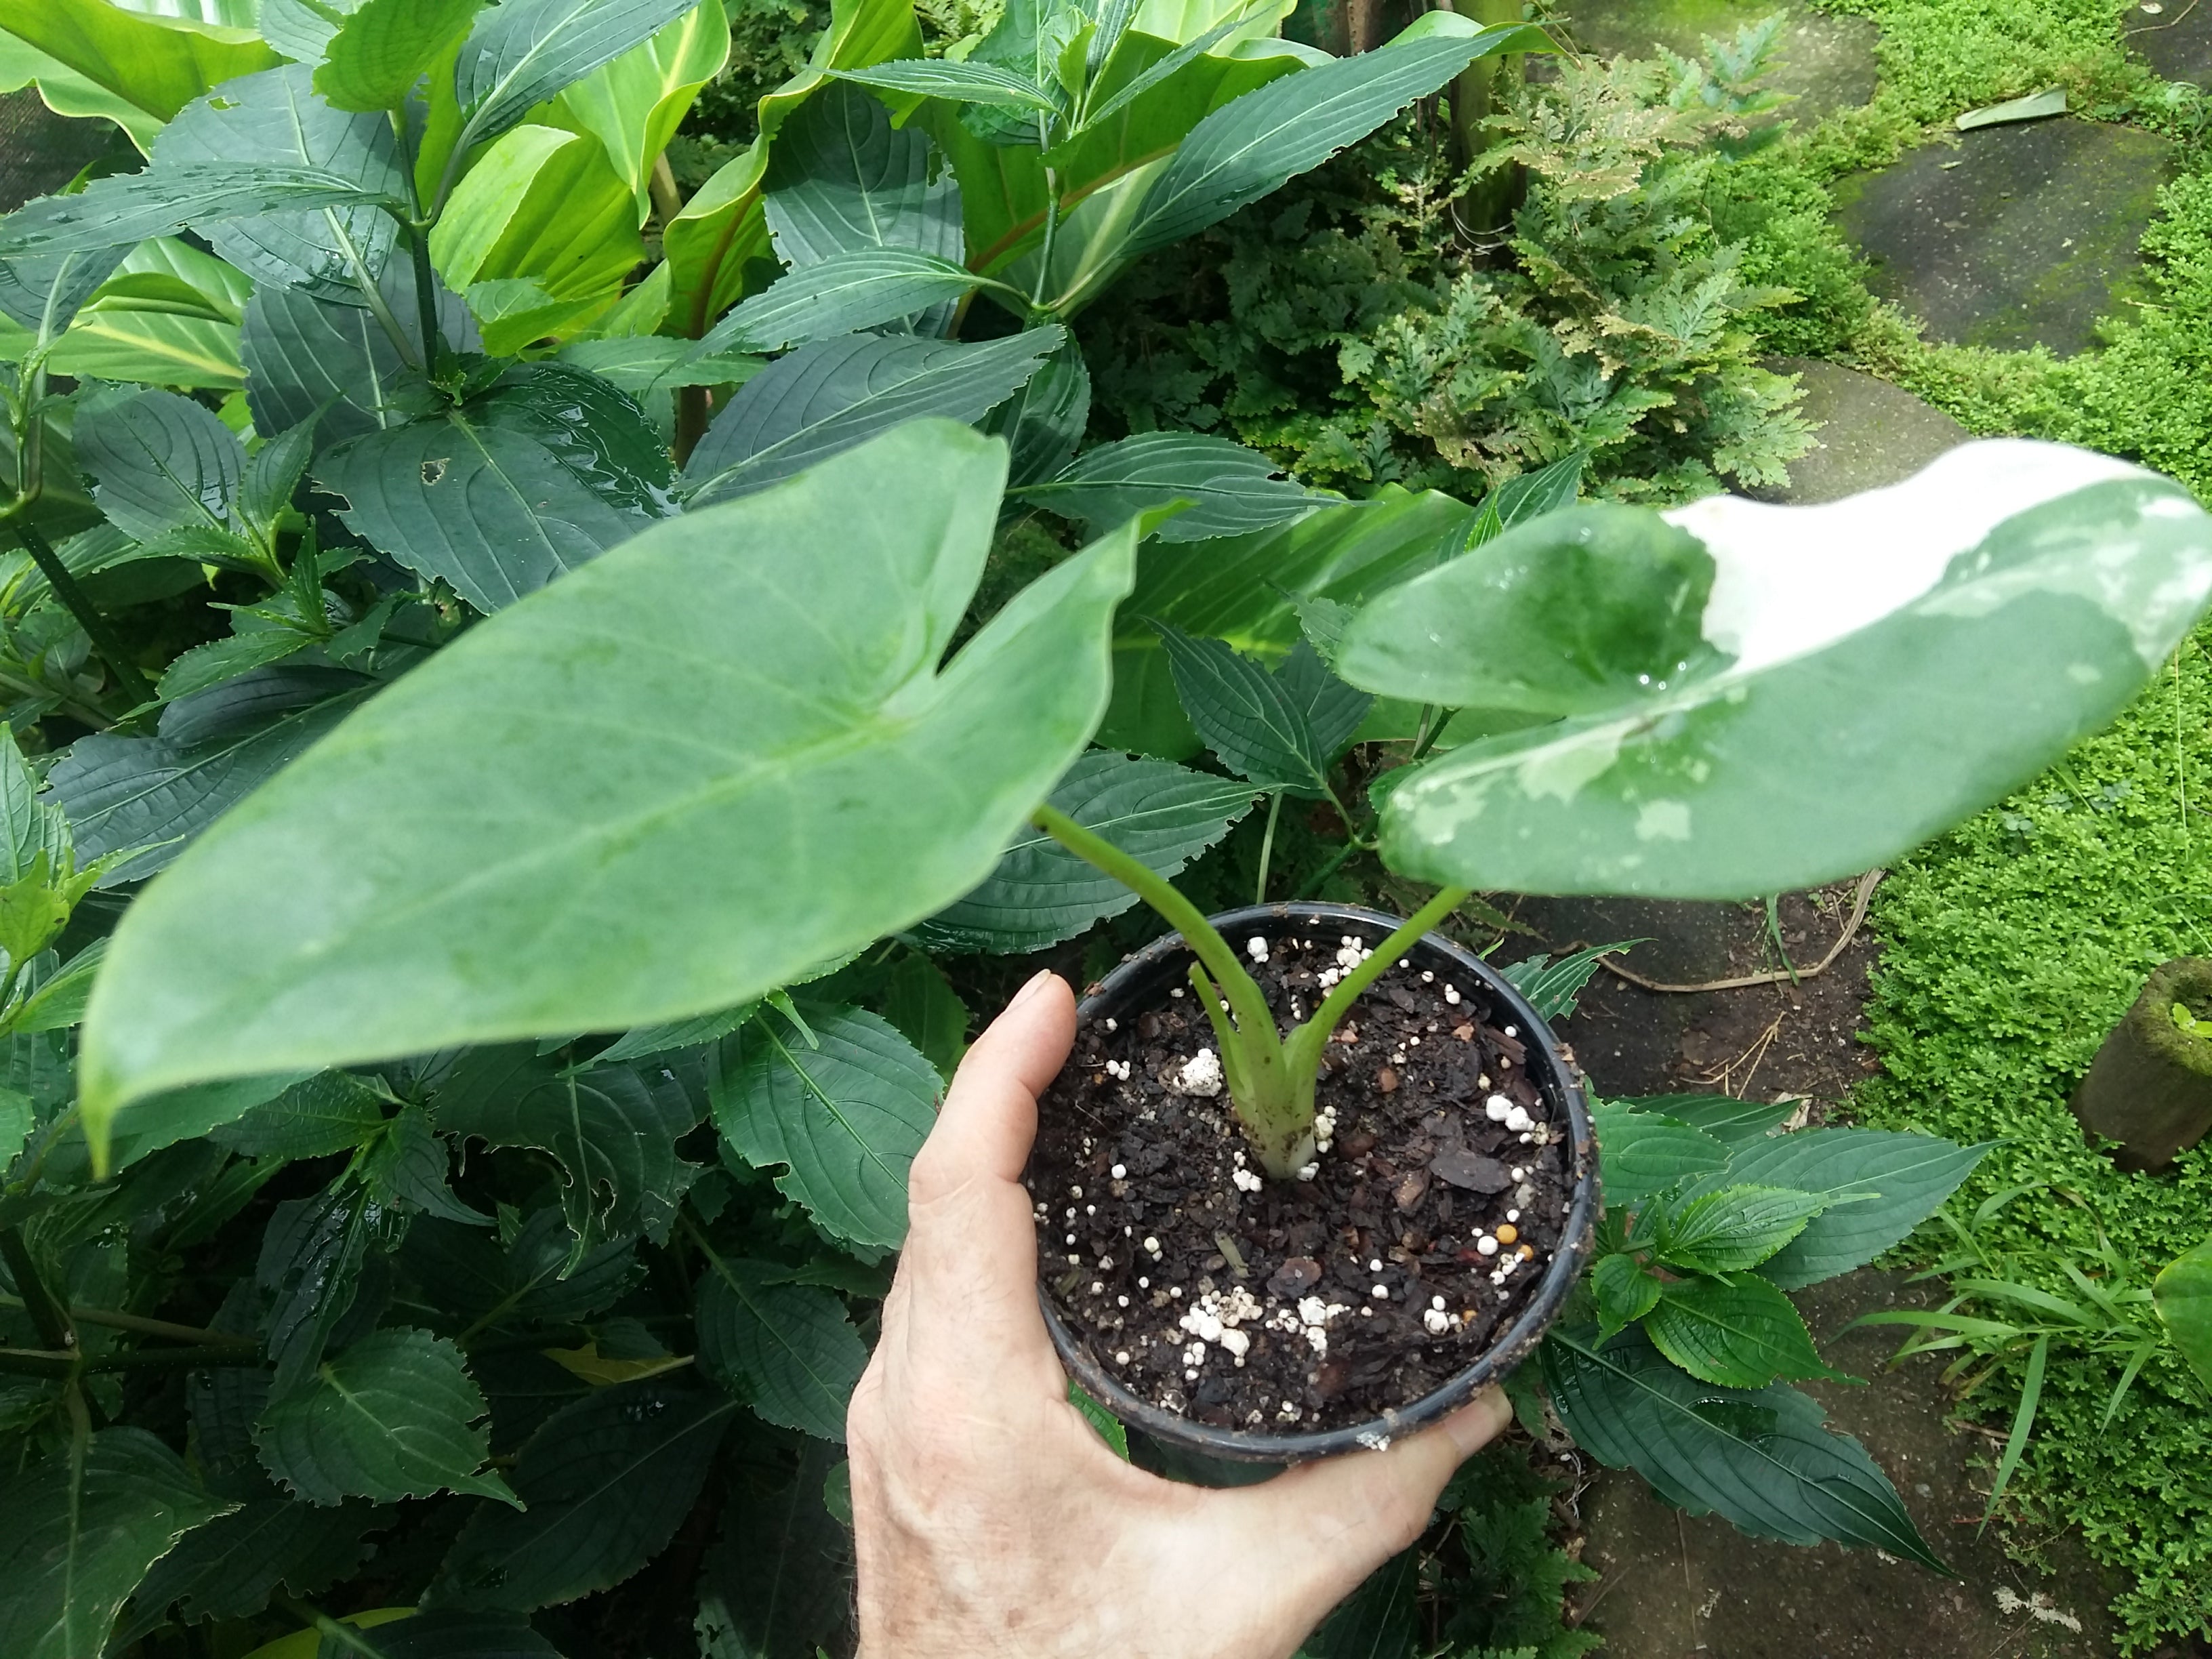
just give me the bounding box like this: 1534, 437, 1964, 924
1345, 440, 2212, 899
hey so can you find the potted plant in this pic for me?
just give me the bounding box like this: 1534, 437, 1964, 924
1022, 812, 1597, 1457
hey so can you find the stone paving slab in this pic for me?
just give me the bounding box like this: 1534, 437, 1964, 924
2127, 0, 2212, 86
1749, 356, 1969, 504
1835, 118, 2173, 355
1557, 0, 1879, 123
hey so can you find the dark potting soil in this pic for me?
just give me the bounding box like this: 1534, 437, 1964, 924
1027, 930, 1573, 1435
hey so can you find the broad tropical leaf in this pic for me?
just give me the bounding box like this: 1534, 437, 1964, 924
448, 0, 708, 159
81, 424, 1136, 1151
0, 0, 278, 123
2154, 1235, 2212, 1390
257, 1328, 519, 1505
714, 1004, 939, 1250
1361, 443, 2212, 899
553, 0, 729, 209
318, 0, 485, 112
763, 77, 963, 269
697, 1257, 869, 1440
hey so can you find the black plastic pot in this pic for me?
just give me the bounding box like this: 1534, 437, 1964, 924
1037, 900, 1599, 1464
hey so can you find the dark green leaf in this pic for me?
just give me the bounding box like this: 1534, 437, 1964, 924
1461, 449, 1587, 552
697, 1256, 868, 1441
1590, 1099, 1729, 1208
1273, 636, 1370, 762
0, 1429, 235, 1659
1019, 433, 1317, 544
876, 953, 968, 1081
74, 387, 243, 543
125, 1498, 379, 1631
211, 1071, 389, 1160
242, 281, 413, 443
1541, 1328, 1944, 1571
694, 1429, 853, 1659
435, 1378, 738, 1610
680, 330, 1063, 506
1644, 1275, 1850, 1389
1591, 1252, 1661, 1341
80, 426, 1134, 1131
453, 0, 709, 152
321, 1611, 560, 1658
715, 1004, 939, 1250
399, 1208, 641, 1330
594, 1004, 758, 1065
259, 1177, 382, 1393
0, 245, 128, 340
983, 333, 1089, 488
363, 1104, 490, 1224
1499, 940, 1637, 1021
1151, 619, 1327, 795
697, 249, 983, 355
1617, 1093, 1797, 1147
915, 748, 1256, 953
1298, 1544, 1417, 1659
1657, 1184, 1834, 1275
159, 630, 319, 703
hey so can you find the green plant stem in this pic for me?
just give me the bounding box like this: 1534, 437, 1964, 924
1, 1227, 72, 1353
1031, 161, 1061, 312
279, 1596, 391, 1659
1254, 791, 1282, 904
0, 1292, 255, 1348
1293, 883, 1473, 1049
0, 1342, 253, 1374
11, 520, 156, 710
409, 224, 442, 378
1410, 705, 1456, 761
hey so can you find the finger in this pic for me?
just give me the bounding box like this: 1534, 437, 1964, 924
916, 969, 1075, 1187
1218, 1389, 1513, 1632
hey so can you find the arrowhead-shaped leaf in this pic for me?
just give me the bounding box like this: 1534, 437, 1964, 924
697, 1256, 869, 1440
257, 1328, 518, 1506
81, 424, 1136, 1151
714, 1004, 940, 1250
1541, 1328, 1943, 1571
1017, 433, 1319, 544
2154, 1235, 2212, 1391
914, 748, 1256, 954
0, 1429, 235, 1659
1366, 443, 2212, 899
435, 1378, 737, 1610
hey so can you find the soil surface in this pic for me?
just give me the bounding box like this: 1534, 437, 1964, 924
1028, 926, 1576, 1435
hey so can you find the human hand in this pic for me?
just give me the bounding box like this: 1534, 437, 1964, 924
847, 968, 1512, 1659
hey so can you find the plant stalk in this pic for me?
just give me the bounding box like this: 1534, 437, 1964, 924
0, 1227, 72, 1353
1254, 791, 1282, 904
409, 224, 442, 378
0, 1292, 255, 1348
12, 523, 156, 708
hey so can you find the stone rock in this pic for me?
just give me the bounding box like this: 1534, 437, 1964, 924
2126, 0, 2212, 86
1555, 0, 1879, 123
0, 89, 115, 216
1835, 118, 2173, 355
1749, 356, 1969, 504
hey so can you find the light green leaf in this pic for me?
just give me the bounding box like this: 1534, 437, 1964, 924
0, 1429, 236, 1659
833, 57, 1063, 112
1151, 619, 1328, 796
552, 0, 728, 209
1119, 22, 1544, 258
2152, 1235, 2212, 1391
0, 725, 71, 886
449, 0, 710, 159
1541, 1329, 1943, 1571
1068, 1380, 1130, 1458
1017, 432, 1317, 544
1644, 1275, 1850, 1390
1589, 1099, 1729, 1208
435, 1379, 738, 1610
81, 424, 1136, 1151
1704, 1130, 1988, 1291
1373, 445, 2212, 899
1339, 503, 1727, 714
1658, 1184, 1834, 1275
428, 123, 642, 323
696, 248, 985, 356
73, 386, 243, 543
915, 747, 1256, 953
697, 1256, 869, 1440
318, 0, 485, 112
1615, 1093, 1797, 1147
715, 1004, 939, 1250
0, 0, 278, 123
679, 329, 1063, 506
257, 1328, 518, 1506
1072, 3, 1251, 134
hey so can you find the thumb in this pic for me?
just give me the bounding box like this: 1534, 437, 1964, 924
1221, 1387, 1513, 1633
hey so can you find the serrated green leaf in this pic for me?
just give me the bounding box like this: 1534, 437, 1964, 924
260, 1177, 383, 1393
694, 1428, 853, 1659
319, 0, 485, 111
364, 1104, 490, 1223
1644, 1275, 1850, 1389
258, 1328, 517, 1507
833, 56, 1062, 110
715, 1004, 939, 1250
1273, 635, 1370, 762
400, 1206, 641, 1330
123, 1498, 380, 1634
435, 1378, 738, 1610
0, 1429, 236, 1659
451, 0, 708, 157
876, 953, 968, 1082
1591, 1252, 1661, 1342
1498, 939, 1639, 1021
159, 630, 319, 703
213, 1072, 390, 1160
82, 424, 1134, 1142
1068, 1381, 1129, 1458
593, 1002, 758, 1065
1151, 619, 1328, 795
1019, 433, 1317, 544
73, 387, 243, 544
680, 330, 1063, 506
983, 333, 1089, 488
0, 245, 126, 342
1658, 1184, 1834, 1275
1589, 1099, 1729, 1208
697, 1256, 868, 1441
915, 748, 1256, 954
697, 248, 983, 355
1541, 1328, 1943, 1571
1616, 1093, 1797, 1147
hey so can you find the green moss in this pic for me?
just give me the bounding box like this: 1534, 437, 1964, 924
1818, 0, 2144, 126
1856, 626, 2212, 1649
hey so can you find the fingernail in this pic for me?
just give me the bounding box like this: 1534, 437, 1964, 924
1010, 970, 1057, 1009
1441, 1387, 1511, 1457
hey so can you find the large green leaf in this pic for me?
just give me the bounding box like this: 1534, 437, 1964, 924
152, 64, 409, 302
123, 1498, 379, 1631
448, 0, 708, 161
693, 1430, 853, 1659
257, 1328, 519, 1506
0, 246, 127, 347
435, 1378, 737, 1610
260, 1176, 385, 1393
210, 1071, 388, 1160
45, 238, 249, 390
1656, 1185, 1833, 1276
81, 424, 1136, 1148
763, 78, 963, 269
1118, 19, 1544, 258
1368, 445, 2212, 899
1017, 433, 1318, 544
714, 1003, 939, 1250
552, 0, 729, 210
242, 281, 414, 443
914, 747, 1256, 952
1619, 1092, 1797, 1148
0, 163, 408, 263
318, 0, 485, 112
439, 1062, 702, 1245
318, 361, 669, 612
431, 123, 642, 329
0, 0, 278, 123
1643, 1276, 1848, 1390
696, 248, 985, 356
0, 1429, 236, 1659
2154, 1235, 2212, 1391
697, 1256, 869, 1441
679, 329, 1062, 506
832, 57, 1062, 112
1589, 1099, 1729, 1208
1542, 1330, 1942, 1571
1338, 502, 1725, 714
48, 667, 378, 887
1687, 1130, 1990, 1292
73, 386, 243, 542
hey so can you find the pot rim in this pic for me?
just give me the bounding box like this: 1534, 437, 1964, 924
1036, 899, 1601, 1464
